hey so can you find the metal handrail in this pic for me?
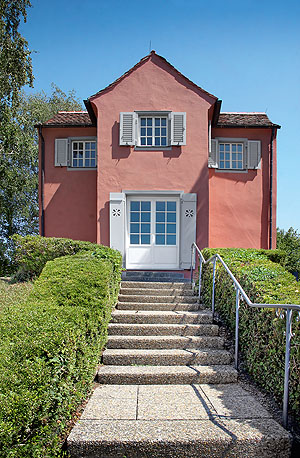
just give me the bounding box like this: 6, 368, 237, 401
190, 242, 300, 429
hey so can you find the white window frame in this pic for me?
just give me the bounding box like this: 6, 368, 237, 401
138, 115, 169, 148
68, 137, 97, 170
218, 141, 244, 170
135, 111, 171, 149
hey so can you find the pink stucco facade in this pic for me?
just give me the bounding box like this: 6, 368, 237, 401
39, 52, 279, 267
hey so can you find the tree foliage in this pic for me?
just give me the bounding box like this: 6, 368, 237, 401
0, 86, 82, 273
277, 227, 300, 276
0, 0, 33, 109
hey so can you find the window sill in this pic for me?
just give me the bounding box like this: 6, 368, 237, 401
67, 167, 97, 171
134, 146, 172, 151
215, 168, 248, 174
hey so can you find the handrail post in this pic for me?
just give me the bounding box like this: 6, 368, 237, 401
235, 289, 240, 370
212, 258, 216, 315
190, 244, 194, 286
198, 256, 203, 300
283, 309, 292, 428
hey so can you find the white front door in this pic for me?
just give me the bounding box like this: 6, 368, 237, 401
126, 196, 179, 269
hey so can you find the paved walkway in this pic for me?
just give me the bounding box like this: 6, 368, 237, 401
68, 383, 290, 457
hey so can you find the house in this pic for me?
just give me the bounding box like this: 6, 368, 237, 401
37, 51, 280, 272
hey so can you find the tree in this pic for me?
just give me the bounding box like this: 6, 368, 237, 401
276, 227, 300, 276
0, 86, 82, 272
0, 0, 33, 109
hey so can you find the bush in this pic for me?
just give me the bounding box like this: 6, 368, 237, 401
11, 235, 121, 280
201, 248, 300, 421
0, 249, 122, 457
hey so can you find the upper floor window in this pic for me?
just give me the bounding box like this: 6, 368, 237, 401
72, 141, 96, 168
219, 142, 243, 169
209, 138, 261, 171
119, 111, 186, 148
139, 116, 168, 147
54, 137, 97, 169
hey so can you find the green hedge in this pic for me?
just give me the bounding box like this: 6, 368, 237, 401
201, 248, 300, 420
0, 249, 122, 457
11, 235, 121, 280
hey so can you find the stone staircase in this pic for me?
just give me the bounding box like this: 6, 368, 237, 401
67, 279, 291, 458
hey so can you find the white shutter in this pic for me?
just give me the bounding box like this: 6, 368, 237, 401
55, 139, 68, 166
248, 140, 261, 169
110, 193, 126, 264
208, 139, 218, 168
179, 193, 197, 269
119, 112, 136, 146
171, 112, 186, 145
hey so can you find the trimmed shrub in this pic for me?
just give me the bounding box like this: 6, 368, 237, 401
11, 234, 122, 280
201, 248, 300, 420
0, 249, 122, 457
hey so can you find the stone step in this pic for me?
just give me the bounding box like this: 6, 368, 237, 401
121, 281, 192, 289
118, 294, 198, 304
122, 271, 185, 279
106, 335, 225, 350
121, 277, 191, 283
97, 365, 238, 384
117, 301, 201, 311
108, 323, 219, 336
111, 310, 213, 324
120, 287, 195, 296
68, 384, 291, 458
103, 349, 231, 366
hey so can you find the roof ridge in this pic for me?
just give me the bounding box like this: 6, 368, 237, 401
58, 111, 88, 113
220, 112, 267, 115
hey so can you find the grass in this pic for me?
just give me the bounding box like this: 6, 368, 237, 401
0, 278, 33, 312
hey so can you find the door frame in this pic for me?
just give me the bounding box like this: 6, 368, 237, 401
124, 190, 184, 270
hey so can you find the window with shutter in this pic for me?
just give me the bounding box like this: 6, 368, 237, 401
119, 111, 186, 148
210, 138, 261, 171
55, 137, 97, 169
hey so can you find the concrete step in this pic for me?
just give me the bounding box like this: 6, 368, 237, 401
68, 384, 291, 458
120, 287, 195, 296
108, 323, 219, 336
117, 301, 201, 311
122, 271, 186, 280
121, 281, 192, 289
111, 310, 213, 324
106, 335, 225, 350
97, 365, 238, 384
103, 349, 231, 366
118, 294, 198, 304
121, 277, 191, 282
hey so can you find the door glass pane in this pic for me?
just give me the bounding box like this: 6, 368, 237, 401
155, 201, 176, 246
130, 201, 151, 245
156, 235, 165, 245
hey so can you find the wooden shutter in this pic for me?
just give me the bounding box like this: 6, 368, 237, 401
119, 112, 136, 145
55, 139, 68, 166
208, 139, 218, 168
110, 193, 126, 263
248, 140, 261, 169
171, 112, 186, 145
179, 193, 197, 268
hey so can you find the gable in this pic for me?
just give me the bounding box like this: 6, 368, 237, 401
89, 51, 218, 105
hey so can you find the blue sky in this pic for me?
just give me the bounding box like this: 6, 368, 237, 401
21, 0, 300, 231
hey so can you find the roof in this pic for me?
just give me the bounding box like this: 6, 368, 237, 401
88, 50, 218, 101
38, 111, 94, 127
216, 112, 280, 128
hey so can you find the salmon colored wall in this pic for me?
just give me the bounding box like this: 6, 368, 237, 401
90, 54, 216, 249
40, 126, 97, 242
209, 127, 277, 249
